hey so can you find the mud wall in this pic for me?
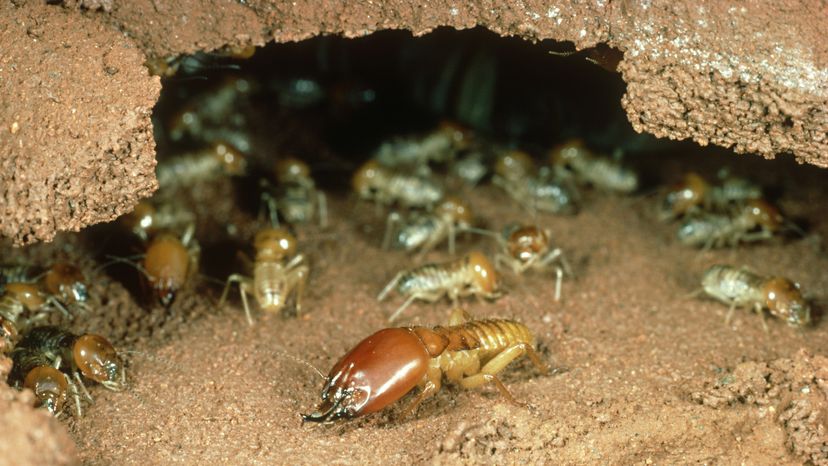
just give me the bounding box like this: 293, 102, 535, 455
1, 0, 826, 245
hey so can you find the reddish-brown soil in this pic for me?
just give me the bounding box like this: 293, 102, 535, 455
1, 0, 826, 244
2, 144, 826, 464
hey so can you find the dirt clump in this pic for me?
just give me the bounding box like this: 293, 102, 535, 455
692, 349, 828, 464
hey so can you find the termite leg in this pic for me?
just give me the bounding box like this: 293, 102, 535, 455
260, 191, 281, 228
46, 296, 71, 318
317, 192, 328, 228
447, 222, 456, 256
459, 342, 549, 402
73, 371, 94, 402
377, 272, 404, 301
448, 307, 473, 326
288, 263, 309, 316
382, 212, 402, 250
399, 366, 441, 419
725, 302, 737, 326
754, 303, 769, 333
221, 274, 255, 326
387, 295, 418, 323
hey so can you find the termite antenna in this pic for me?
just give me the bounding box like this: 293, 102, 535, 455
271, 347, 326, 380
100, 255, 153, 281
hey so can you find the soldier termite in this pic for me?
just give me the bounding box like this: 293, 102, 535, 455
302, 308, 550, 422
220, 228, 309, 326
696, 264, 811, 329
378, 251, 502, 322
382, 196, 474, 256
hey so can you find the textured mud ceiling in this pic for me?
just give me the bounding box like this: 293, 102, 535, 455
0, 0, 826, 245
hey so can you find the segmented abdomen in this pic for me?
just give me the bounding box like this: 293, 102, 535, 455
386, 174, 443, 207
702, 265, 763, 304
444, 319, 535, 359
397, 262, 463, 295
254, 261, 287, 310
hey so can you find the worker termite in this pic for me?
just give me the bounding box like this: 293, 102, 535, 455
0, 283, 71, 323
660, 172, 762, 220
118, 199, 196, 242
10, 348, 71, 416
382, 196, 474, 256
676, 199, 787, 248
156, 140, 248, 190
548, 139, 639, 193
17, 326, 126, 393
141, 226, 201, 307
373, 121, 473, 171
1, 263, 89, 312
378, 251, 502, 322
220, 228, 309, 326
261, 157, 328, 227
492, 149, 579, 215
302, 308, 549, 422
493, 224, 572, 301
698, 264, 811, 328
352, 160, 445, 209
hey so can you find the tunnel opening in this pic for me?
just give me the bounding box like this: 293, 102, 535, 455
2, 25, 828, 465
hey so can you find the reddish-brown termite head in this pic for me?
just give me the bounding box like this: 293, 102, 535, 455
506, 225, 550, 262
762, 277, 811, 327
44, 263, 88, 306
275, 157, 311, 184
302, 328, 432, 422
466, 251, 499, 296
435, 196, 473, 226
743, 199, 784, 232
73, 334, 126, 391
662, 172, 709, 218
143, 233, 192, 308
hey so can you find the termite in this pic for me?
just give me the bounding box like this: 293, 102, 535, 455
548, 139, 638, 193
119, 199, 196, 242
302, 308, 549, 422
17, 326, 126, 393
352, 160, 444, 209
156, 140, 248, 190
220, 228, 309, 326
495, 224, 572, 301
383, 196, 474, 256
661, 172, 761, 220
373, 121, 473, 170
0, 283, 70, 323
1, 263, 89, 312
378, 251, 502, 322
142, 226, 201, 307
492, 150, 579, 215
10, 348, 70, 416
677, 199, 786, 248
698, 264, 811, 328
261, 157, 328, 227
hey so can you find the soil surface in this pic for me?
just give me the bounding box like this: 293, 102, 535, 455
2, 142, 828, 464
1, 0, 826, 244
